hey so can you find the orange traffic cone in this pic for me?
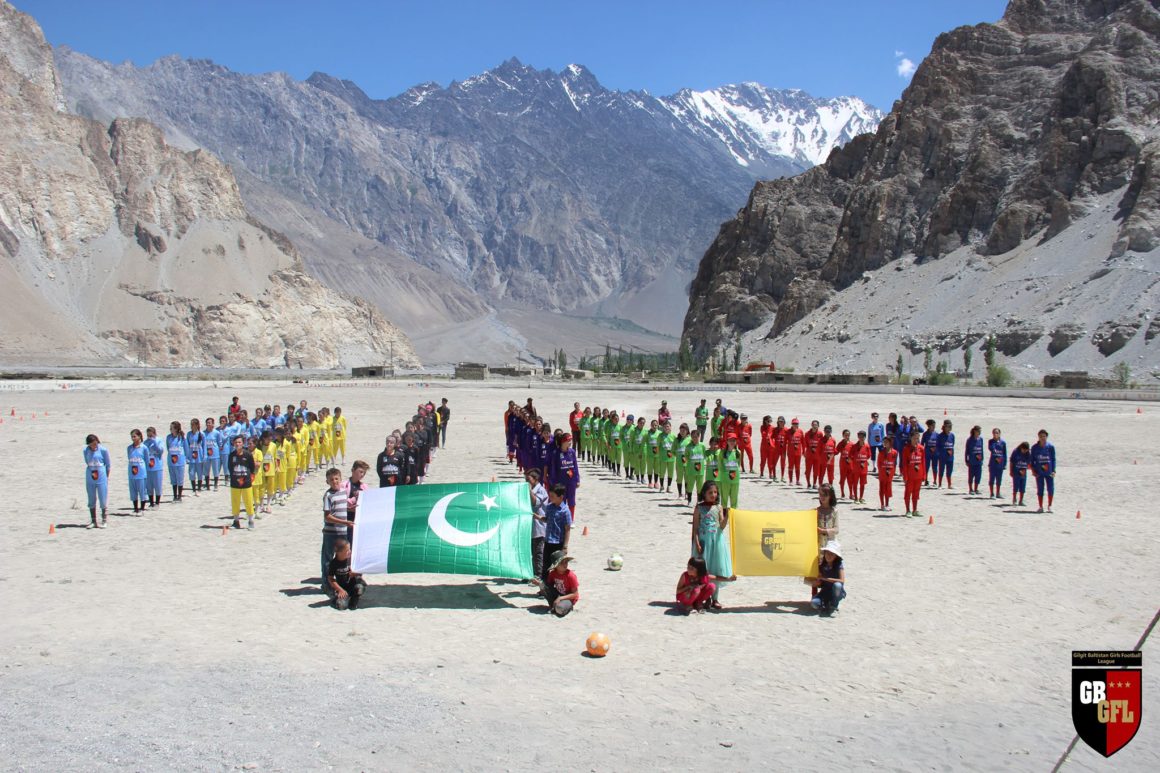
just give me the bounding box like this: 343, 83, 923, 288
1076, 510, 1081, 520
943, 409, 948, 416
49, 523, 56, 535
8, 408, 13, 416
1137, 407, 1143, 414
490, 474, 497, 483
221, 525, 229, 535
928, 515, 934, 525
582, 525, 589, 536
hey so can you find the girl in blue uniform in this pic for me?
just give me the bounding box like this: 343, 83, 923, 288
937, 420, 955, 488
1030, 429, 1057, 513
964, 425, 984, 495
166, 421, 187, 501
187, 418, 207, 495
143, 426, 165, 507
987, 428, 1007, 499
84, 434, 111, 529
921, 420, 940, 486
204, 417, 223, 491
1009, 441, 1031, 507
127, 429, 149, 514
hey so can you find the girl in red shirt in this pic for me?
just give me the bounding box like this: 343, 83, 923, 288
676, 557, 716, 614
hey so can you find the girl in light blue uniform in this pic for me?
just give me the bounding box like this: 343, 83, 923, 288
84, 434, 111, 529
166, 421, 187, 501
127, 429, 149, 514
204, 417, 223, 491
143, 426, 165, 507
186, 418, 207, 495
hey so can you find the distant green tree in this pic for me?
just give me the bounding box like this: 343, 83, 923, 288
678, 339, 692, 372
895, 352, 904, 380
733, 340, 743, 371
1112, 361, 1131, 388
963, 346, 973, 374
923, 346, 933, 375
558, 349, 567, 372
983, 336, 1009, 386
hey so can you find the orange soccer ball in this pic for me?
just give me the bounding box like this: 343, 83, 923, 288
585, 632, 611, 658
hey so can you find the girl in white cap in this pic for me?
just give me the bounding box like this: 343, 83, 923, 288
811, 541, 846, 614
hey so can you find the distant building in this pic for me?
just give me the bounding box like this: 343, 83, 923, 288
352, 365, 394, 378
1043, 371, 1118, 389
711, 371, 889, 386
490, 365, 541, 378
454, 362, 490, 380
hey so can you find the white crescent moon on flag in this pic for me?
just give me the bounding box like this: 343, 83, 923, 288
427, 492, 500, 547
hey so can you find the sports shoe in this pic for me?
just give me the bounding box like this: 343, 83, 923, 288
1037, 507, 1044, 513
1047, 507, 1053, 513
233, 519, 242, 529
97, 520, 106, 529
87, 521, 97, 529
247, 518, 254, 530
904, 511, 912, 517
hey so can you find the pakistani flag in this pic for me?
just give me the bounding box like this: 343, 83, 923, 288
352, 482, 532, 579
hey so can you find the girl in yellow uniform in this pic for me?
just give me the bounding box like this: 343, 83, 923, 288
249, 436, 266, 517
332, 407, 348, 465
304, 413, 319, 471
295, 416, 308, 483
280, 427, 296, 500
261, 432, 278, 511
319, 408, 334, 467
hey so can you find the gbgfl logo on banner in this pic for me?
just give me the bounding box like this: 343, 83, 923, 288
1072, 650, 1142, 757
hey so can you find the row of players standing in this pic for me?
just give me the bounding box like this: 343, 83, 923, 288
82, 398, 348, 529
558, 398, 1058, 515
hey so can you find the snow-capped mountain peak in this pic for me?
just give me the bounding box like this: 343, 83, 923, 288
660, 83, 883, 170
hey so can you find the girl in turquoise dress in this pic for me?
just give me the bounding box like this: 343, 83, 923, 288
690, 481, 734, 609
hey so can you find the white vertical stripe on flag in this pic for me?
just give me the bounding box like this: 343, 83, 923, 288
352, 485, 397, 574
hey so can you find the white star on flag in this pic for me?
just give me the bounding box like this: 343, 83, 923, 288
479, 494, 499, 511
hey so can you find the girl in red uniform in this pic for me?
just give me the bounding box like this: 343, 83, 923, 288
849, 430, 871, 503
737, 414, 754, 473
903, 432, 925, 517
759, 416, 774, 478
786, 418, 805, 485
835, 429, 852, 498
773, 416, 789, 481
818, 425, 837, 487
803, 420, 822, 488
876, 437, 898, 510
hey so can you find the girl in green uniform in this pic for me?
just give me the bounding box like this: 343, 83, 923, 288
646, 420, 662, 488
660, 420, 678, 493
719, 434, 743, 509
675, 423, 692, 500
711, 407, 724, 443
607, 413, 623, 475
632, 417, 648, 483
685, 429, 707, 505
705, 436, 722, 488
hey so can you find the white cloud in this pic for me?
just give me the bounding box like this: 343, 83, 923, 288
894, 49, 905, 58
896, 56, 917, 78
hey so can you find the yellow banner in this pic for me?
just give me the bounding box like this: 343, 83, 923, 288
729, 508, 820, 577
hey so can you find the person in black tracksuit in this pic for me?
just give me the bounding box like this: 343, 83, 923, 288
376, 437, 403, 488
401, 433, 421, 485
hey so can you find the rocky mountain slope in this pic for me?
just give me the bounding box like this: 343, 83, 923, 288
52, 49, 880, 361
0, 1, 418, 368
683, 0, 1159, 381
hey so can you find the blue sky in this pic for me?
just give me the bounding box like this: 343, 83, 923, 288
15, 0, 1008, 110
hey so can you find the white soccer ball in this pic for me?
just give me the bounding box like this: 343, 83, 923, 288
607, 553, 624, 571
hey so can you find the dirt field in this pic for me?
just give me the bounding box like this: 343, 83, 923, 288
0, 381, 1156, 771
